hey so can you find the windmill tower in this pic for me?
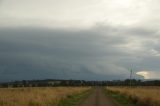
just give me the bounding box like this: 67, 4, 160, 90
130, 68, 133, 87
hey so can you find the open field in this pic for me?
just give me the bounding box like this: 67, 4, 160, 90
0, 87, 90, 106
106, 86, 160, 106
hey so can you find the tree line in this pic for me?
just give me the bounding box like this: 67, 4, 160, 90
0, 79, 160, 88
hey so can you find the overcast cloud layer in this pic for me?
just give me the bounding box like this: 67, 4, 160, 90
0, 0, 160, 81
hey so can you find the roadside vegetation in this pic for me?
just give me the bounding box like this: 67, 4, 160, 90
0, 87, 91, 106
106, 86, 160, 106
54, 88, 91, 106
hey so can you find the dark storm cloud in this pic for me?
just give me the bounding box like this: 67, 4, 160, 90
0, 25, 160, 81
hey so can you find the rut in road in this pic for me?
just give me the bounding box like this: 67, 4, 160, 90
77, 87, 119, 106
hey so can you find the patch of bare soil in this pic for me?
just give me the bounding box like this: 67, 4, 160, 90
77, 87, 119, 106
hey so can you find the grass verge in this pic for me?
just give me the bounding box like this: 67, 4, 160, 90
104, 88, 138, 106
106, 87, 160, 106
53, 88, 92, 106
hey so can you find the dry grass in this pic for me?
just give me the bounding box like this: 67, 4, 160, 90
0, 87, 90, 106
106, 86, 160, 106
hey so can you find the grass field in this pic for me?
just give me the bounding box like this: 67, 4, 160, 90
106, 86, 160, 106
0, 87, 90, 106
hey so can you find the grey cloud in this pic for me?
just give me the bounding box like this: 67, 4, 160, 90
0, 26, 160, 81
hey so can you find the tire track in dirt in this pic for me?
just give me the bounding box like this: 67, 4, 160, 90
77, 87, 119, 106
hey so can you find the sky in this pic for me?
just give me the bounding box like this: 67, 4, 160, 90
0, 0, 160, 81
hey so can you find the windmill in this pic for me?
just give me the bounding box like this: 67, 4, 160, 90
130, 67, 133, 87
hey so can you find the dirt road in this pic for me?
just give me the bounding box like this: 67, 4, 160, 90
77, 87, 119, 106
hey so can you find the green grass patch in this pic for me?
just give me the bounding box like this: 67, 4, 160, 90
104, 89, 138, 106
53, 88, 92, 106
